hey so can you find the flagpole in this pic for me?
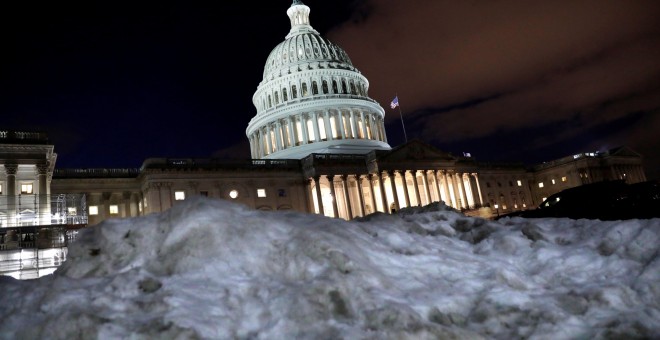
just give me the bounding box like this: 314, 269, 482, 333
396, 93, 408, 143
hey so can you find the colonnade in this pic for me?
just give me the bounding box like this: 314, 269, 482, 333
308, 169, 483, 220
249, 108, 387, 158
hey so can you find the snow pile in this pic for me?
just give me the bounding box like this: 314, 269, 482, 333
1, 197, 658, 339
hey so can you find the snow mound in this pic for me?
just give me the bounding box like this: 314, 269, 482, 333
1, 197, 659, 339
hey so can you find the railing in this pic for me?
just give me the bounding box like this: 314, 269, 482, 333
0, 130, 49, 143
54, 168, 141, 178
141, 158, 301, 171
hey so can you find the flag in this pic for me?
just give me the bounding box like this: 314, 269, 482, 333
390, 96, 399, 109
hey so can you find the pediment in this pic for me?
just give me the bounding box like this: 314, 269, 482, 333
377, 139, 456, 162
608, 146, 642, 158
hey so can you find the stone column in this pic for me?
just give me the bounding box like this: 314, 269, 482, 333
458, 173, 469, 209
451, 173, 462, 209
441, 171, 453, 207
326, 175, 339, 218
313, 112, 321, 142
341, 175, 353, 219
37, 163, 50, 225
400, 170, 411, 208
432, 170, 442, 203
5, 164, 17, 227
423, 171, 432, 205
472, 173, 484, 206
360, 111, 368, 139
411, 170, 422, 206
265, 126, 273, 155
287, 117, 296, 148
301, 114, 309, 145
368, 174, 378, 213
274, 121, 283, 151
355, 175, 366, 217
338, 111, 346, 139
313, 176, 324, 215
350, 109, 359, 139
324, 110, 333, 140
378, 171, 388, 213
388, 171, 400, 212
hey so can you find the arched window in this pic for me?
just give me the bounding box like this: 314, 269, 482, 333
282, 88, 288, 101
268, 95, 272, 108
291, 85, 298, 99
342, 80, 348, 94
302, 83, 309, 96
332, 80, 338, 93
322, 80, 329, 94
350, 81, 357, 95
274, 92, 279, 105
312, 81, 319, 95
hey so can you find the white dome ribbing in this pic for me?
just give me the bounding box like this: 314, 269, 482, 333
246, 0, 391, 159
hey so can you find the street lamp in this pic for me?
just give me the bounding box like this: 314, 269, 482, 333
494, 204, 500, 217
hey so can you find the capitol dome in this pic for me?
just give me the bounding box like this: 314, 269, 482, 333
246, 0, 391, 159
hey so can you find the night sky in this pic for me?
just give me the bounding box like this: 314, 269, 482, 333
4, 1, 659, 179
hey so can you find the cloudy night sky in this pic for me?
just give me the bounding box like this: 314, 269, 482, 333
3, 0, 659, 179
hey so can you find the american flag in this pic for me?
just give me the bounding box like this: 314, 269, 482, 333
390, 96, 399, 109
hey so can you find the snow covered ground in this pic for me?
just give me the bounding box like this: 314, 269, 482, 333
1, 197, 658, 339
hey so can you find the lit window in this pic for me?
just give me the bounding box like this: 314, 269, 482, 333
257, 189, 267, 198
562, 176, 567, 182
538, 182, 544, 188
109, 205, 119, 214
67, 207, 77, 216
89, 206, 99, 215
229, 190, 239, 199
21, 184, 33, 194
541, 197, 547, 202
517, 180, 522, 187
0, 184, 2, 194
138, 202, 143, 212
175, 191, 186, 201
551, 179, 556, 185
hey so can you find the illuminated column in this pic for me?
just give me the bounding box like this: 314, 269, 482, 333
378, 171, 388, 213
5, 164, 17, 227
473, 173, 484, 206
301, 114, 309, 145
314, 176, 324, 215
458, 173, 469, 209
388, 171, 400, 212
411, 170, 422, 206
400, 170, 411, 208
350, 109, 359, 139
287, 117, 296, 147
423, 171, 432, 205
265, 126, 274, 155
259, 129, 266, 157
324, 110, 333, 141
355, 175, 365, 217
360, 111, 368, 140
432, 170, 442, 203
341, 175, 353, 219
312, 112, 321, 142
326, 175, 339, 218
441, 171, 453, 207
451, 173, 462, 209
275, 121, 283, 151
37, 163, 50, 225
338, 111, 346, 139
368, 174, 378, 213
379, 117, 388, 143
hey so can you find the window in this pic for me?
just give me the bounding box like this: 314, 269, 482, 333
109, 205, 119, 214
257, 189, 267, 198
200, 191, 209, 197
322, 80, 328, 94
291, 85, 297, 99
0, 184, 2, 194
302, 83, 308, 96
282, 88, 288, 101
561, 176, 567, 182
551, 179, 556, 185
538, 182, 544, 188
312, 81, 318, 95
67, 207, 77, 216
278, 189, 286, 197
175, 191, 186, 200
509, 181, 513, 187
517, 180, 522, 187
89, 206, 99, 215
21, 184, 33, 194
229, 190, 239, 199
138, 202, 143, 213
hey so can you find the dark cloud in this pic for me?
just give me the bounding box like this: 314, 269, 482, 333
328, 0, 660, 178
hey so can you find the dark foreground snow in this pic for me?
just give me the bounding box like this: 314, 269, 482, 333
1, 197, 658, 339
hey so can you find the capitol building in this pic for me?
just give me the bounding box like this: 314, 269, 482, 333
0, 1, 648, 278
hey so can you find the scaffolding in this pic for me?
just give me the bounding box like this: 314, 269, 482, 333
0, 193, 88, 228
